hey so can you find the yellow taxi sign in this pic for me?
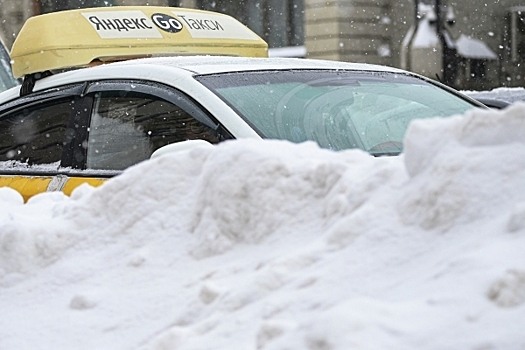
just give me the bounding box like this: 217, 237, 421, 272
10, 6, 268, 78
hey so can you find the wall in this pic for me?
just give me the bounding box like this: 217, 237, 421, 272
304, 0, 393, 65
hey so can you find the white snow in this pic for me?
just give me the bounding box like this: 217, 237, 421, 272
268, 46, 307, 58
2, 103, 525, 349
411, 9, 440, 48
464, 87, 525, 105
409, 4, 496, 61
455, 34, 497, 60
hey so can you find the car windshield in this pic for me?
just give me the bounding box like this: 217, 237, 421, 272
0, 41, 17, 93
196, 69, 478, 155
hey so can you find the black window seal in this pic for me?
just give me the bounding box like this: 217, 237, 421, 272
0, 83, 85, 118
84, 79, 232, 137
60, 94, 94, 170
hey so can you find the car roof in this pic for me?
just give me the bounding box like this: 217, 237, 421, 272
109, 55, 407, 75
35, 55, 410, 87
0, 55, 413, 105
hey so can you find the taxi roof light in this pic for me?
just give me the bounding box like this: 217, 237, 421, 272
10, 6, 268, 80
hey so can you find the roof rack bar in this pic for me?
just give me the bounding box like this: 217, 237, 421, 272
20, 71, 53, 96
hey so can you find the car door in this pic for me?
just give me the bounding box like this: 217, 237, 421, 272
0, 80, 232, 200
76, 80, 232, 173
0, 83, 97, 201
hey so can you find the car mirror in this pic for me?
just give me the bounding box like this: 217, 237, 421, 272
150, 140, 213, 159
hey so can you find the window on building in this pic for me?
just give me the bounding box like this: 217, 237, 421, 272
469, 59, 487, 80
196, 0, 304, 48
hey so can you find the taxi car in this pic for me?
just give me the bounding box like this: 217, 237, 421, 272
0, 6, 486, 201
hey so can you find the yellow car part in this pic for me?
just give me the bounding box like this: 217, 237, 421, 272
0, 176, 106, 202
11, 6, 268, 78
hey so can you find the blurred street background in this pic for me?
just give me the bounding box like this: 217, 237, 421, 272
0, 0, 523, 90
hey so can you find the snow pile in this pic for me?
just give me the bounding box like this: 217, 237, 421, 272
2, 104, 525, 349
464, 87, 525, 105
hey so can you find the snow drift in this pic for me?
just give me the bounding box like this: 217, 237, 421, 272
1, 103, 525, 349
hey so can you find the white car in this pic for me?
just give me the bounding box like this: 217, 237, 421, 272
0, 6, 485, 200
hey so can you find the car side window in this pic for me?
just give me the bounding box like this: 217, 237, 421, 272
86, 91, 221, 170
0, 99, 75, 165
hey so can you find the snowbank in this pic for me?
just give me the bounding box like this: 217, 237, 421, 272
2, 103, 525, 349
464, 87, 525, 105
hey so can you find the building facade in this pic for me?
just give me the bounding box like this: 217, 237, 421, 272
0, 0, 523, 90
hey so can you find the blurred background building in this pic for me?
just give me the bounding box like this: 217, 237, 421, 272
0, 0, 523, 90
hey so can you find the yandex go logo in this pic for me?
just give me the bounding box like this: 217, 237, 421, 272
151, 13, 183, 33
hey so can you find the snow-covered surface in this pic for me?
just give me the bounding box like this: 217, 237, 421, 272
464, 87, 525, 105
0, 160, 60, 171
111, 55, 404, 74
411, 5, 440, 48
268, 46, 307, 58
410, 4, 496, 61
455, 34, 497, 60
2, 103, 525, 349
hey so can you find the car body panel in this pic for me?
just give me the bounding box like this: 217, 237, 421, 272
0, 175, 105, 201
0, 175, 52, 201
62, 177, 106, 196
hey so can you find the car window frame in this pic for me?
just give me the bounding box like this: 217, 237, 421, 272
0, 79, 235, 178
0, 83, 87, 176
0, 83, 86, 116
76, 79, 234, 173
